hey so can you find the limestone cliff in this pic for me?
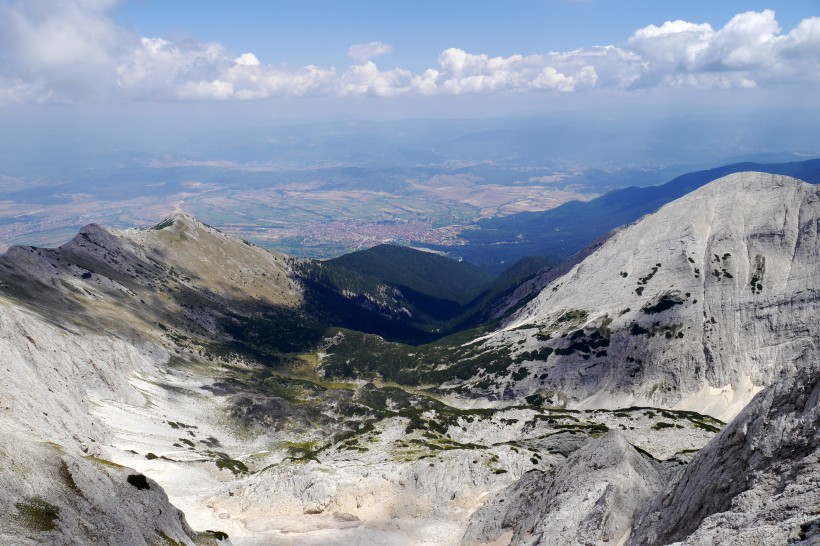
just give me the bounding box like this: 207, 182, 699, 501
468, 173, 820, 421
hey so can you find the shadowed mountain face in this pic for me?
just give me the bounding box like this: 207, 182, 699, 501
450, 158, 820, 272
327, 244, 492, 305
321, 172, 820, 423
0, 213, 323, 365
296, 245, 551, 343
0, 211, 549, 366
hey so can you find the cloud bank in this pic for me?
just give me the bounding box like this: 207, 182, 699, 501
1, 2, 818, 103
347, 41, 394, 63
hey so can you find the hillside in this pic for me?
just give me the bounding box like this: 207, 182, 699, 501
323, 172, 820, 422
450, 158, 820, 271
296, 246, 549, 342
327, 244, 491, 304
1, 182, 817, 544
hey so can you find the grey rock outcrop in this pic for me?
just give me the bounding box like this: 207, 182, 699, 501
0, 296, 222, 545
0, 430, 212, 546
628, 361, 820, 546
463, 431, 665, 546
469, 173, 820, 421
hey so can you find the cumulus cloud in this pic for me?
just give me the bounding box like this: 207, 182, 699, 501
115, 37, 336, 100
338, 61, 414, 96
627, 10, 820, 89
0, 4, 818, 104
234, 53, 261, 67
347, 41, 394, 63
0, 0, 135, 101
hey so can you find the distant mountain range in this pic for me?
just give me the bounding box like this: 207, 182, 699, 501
444, 158, 820, 272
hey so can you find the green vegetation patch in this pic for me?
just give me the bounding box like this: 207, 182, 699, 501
282, 441, 321, 462
206, 530, 230, 541
325, 244, 491, 305
58, 460, 80, 494
15, 497, 60, 531
156, 530, 185, 546
85, 455, 125, 469
555, 309, 588, 325
215, 457, 249, 475
618, 406, 725, 433
321, 326, 512, 386
553, 328, 610, 359
651, 421, 677, 430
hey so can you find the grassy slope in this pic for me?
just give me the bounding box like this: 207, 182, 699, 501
327, 244, 491, 304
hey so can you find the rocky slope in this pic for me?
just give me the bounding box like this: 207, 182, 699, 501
628, 360, 820, 546
1, 179, 816, 545
0, 272, 716, 544
0, 295, 222, 545
463, 430, 665, 546
0, 215, 306, 544
463, 356, 820, 546
456, 172, 820, 421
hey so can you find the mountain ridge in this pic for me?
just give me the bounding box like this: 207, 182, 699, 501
474, 172, 820, 420
1, 170, 818, 544
449, 158, 820, 271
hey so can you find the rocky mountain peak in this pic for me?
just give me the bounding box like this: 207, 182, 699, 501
151, 212, 213, 233
464, 430, 665, 546
463, 172, 820, 420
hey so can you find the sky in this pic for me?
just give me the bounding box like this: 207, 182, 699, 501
0, 1, 819, 143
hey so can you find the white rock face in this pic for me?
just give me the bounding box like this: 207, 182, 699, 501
0, 429, 205, 546
0, 297, 219, 545
0, 295, 163, 454
628, 361, 820, 546
463, 431, 665, 546
471, 173, 820, 421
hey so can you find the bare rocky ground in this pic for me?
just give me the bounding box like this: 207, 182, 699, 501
0, 174, 818, 545
463, 173, 820, 422
463, 362, 820, 545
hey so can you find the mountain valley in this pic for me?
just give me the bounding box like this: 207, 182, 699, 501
1, 171, 818, 545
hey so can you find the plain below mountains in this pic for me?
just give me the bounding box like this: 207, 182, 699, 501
446, 157, 820, 272
0, 170, 818, 545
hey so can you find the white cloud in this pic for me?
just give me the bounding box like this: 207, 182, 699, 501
434, 46, 636, 94
626, 9, 820, 89
0, 4, 818, 104
347, 41, 394, 63
338, 61, 413, 96
0, 0, 135, 102
234, 53, 261, 67
115, 37, 337, 100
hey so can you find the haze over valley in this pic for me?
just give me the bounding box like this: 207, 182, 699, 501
1, 2, 819, 545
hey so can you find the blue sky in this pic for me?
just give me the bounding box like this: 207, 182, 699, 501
0, 1, 818, 126
112, 1, 816, 72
